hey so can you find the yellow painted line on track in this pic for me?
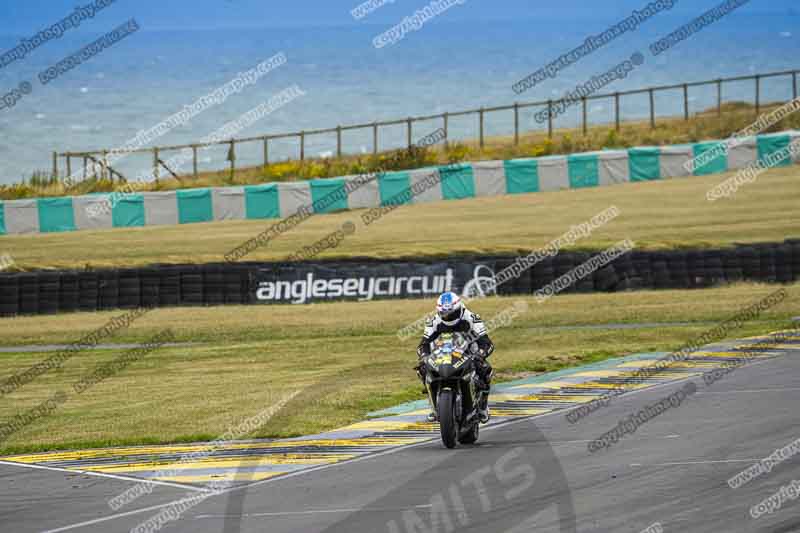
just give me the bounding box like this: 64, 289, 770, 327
341, 420, 439, 432
506, 381, 575, 390
73, 454, 357, 474
2, 438, 423, 464
520, 394, 602, 403
572, 370, 630, 378
152, 471, 287, 484
491, 408, 551, 417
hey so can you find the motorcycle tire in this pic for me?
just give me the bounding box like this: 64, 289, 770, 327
438, 389, 458, 449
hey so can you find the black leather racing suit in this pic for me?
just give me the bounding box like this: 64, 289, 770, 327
416, 308, 494, 391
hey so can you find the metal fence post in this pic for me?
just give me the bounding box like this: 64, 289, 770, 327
479, 107, 485, 149
300, 131, 305, 161
373, 123, 378, 154
614, 92, 620, 131
336, 126, 342, 158
755, 74, 761, 115
193, 145, 199, 178
262, 138, 269, 167
102, 150, 109, 181
717, 79, 722, 117
153, 148, 159, 182
513, 103, 519, 145
407, 117, 412, 149
794, 72, 798, 100
581, 97, 587, 135
547, 100, 553, 138
683, 83, 689, 121
649, 88, 655, 129
228, 141, 236, 176
52, 152, 58, 178
66, 155, 72, 180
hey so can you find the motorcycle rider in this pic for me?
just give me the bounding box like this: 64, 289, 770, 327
416, 292, 494, 423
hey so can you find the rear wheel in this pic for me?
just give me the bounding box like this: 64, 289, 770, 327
438, 389, 458, 449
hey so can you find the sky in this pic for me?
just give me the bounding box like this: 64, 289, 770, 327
0, 0, 796, 33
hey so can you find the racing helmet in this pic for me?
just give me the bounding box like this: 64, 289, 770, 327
436, 292, 464, 326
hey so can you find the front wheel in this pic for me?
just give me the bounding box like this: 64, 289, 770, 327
438, 389, 458, 449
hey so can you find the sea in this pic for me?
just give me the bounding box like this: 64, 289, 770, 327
0, 11, 797, 184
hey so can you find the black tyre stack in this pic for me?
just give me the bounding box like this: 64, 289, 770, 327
0, 274, 19, 317
572, 252, 595, 293
553, 254, 576, 294
59, 272, 79, 314
721, 249, 744, 283
531, 257, 555, 293
38, 272, 60, 314
78, 271, 99, 312
0, 239, 798, 317
98, 271, 119, 311
180, 266, 203, 306
18, 274, 39, 315
790, 239, 800, 282
224, 265, 249, 304
203, 265, 225, 306
775, 244, 793, 283
140, 268, 161, 308
159, 266, 181, 306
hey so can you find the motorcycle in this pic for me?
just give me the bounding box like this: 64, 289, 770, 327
421, 332, 484, 448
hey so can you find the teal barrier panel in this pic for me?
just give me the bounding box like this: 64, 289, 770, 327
440, 164, 476, 200
757, 134, 792, 168
245, 184, 280, 219
504, 160, 539, 194
628, 147, 661, 181
568, 154, 599, 189
177, 189, 213, 224
37, 197, 76, 233
310, 178, 347, 214
379, 171, 412, 205
692, 141, 727, 176
0, 202, 5, 235
112, 194, 145, 228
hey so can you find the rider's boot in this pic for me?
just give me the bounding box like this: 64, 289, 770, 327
477, 391, 490, 423
425, 391, 437, 422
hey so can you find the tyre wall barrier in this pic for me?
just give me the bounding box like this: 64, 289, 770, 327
0, 239, 798, 317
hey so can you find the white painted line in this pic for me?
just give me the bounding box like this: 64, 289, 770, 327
0, 460, 209, 493
696, 387, 800, 394
550, 434, 679, 445
194, 503, 433, 519
630, 459, 757, 467
42, 348, 794, 533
